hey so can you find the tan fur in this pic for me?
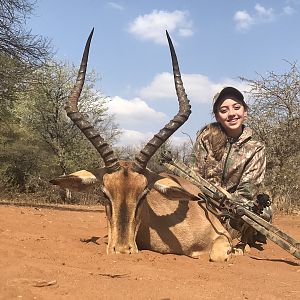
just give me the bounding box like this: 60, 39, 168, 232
102, 163, 148, 254
49, 170, 98, 191
51, 161, 233, 261
137, 175, 232, 261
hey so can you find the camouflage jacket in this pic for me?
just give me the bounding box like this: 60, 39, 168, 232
191, 122, 266, 204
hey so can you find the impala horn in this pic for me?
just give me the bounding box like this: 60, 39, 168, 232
134, 30, 191, 172
65, 28, 120, 173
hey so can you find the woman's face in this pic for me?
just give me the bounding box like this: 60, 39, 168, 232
215, 98, 247, 138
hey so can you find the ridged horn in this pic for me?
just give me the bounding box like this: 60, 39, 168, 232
65, 28, 120, 173
134, 30, 191, 172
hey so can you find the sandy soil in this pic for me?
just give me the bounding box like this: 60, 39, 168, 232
0, 204, 299, 300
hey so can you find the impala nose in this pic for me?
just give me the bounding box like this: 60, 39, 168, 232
112, 244, 138, 254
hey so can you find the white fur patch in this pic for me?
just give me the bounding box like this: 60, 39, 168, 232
153, 183, 170, 194
50, 170, 98, 191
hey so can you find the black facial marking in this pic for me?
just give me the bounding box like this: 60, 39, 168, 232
118, 201, 129, 240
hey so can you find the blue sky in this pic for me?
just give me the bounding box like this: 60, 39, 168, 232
27, 0, 300, 146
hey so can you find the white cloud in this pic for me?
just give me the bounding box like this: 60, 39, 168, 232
234, 4, 275, 31
106, 96, 166, 128
254, 4, 274, 20
116, 129, 153, 146
234, 10, 254, 31
234, 3, 298, 31
139, 72, 249, 104
116, 129, 190, 147
139, 72, 174, 99
178, 28, 193, 37
107, 2, 124, 10
128, 10, 193, 45
283, 6, 296, 15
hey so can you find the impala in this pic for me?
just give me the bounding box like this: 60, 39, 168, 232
50, 29, 232, 262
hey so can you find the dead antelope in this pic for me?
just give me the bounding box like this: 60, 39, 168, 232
50, 29, 232, 262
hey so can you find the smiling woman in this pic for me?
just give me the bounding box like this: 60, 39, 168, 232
213, 87, 248, 139
191, 86, 273, 251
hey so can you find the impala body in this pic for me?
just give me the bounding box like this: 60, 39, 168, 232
50, 29, 232, 261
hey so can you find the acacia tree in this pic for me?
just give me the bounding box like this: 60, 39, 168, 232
0, 121, 47, 192
0, 0, 51, 118
0, 60, 121, 193
21, 61, 121, 174
116, 138, 192, 174
240, 61, 300, 210
0, 0, 50, 63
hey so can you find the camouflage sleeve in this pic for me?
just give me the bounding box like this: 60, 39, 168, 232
232, 144, 266, 204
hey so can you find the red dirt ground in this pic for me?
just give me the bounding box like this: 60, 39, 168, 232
0, 204, 299, 300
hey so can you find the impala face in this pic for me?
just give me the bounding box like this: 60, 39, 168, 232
101, 162, 149, 254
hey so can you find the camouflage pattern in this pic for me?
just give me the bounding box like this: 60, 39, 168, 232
162, 155, 300, 259
191, 122, 266, 205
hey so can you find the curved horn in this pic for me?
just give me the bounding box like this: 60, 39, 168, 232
134, 30, 191, 172
65, 28, 120, 173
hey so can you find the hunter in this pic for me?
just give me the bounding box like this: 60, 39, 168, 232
191, 86, 272, 250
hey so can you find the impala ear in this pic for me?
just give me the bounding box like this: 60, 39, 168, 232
153, 176, 201, 201
50, 169, 105, 192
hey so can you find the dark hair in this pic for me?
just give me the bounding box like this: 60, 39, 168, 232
203, 123, 227, 161
212, 87, 248, 114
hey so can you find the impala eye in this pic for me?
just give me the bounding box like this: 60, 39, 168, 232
140, 188, 150, 201
98, 186, 111, 206
135, 189, 149, 218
